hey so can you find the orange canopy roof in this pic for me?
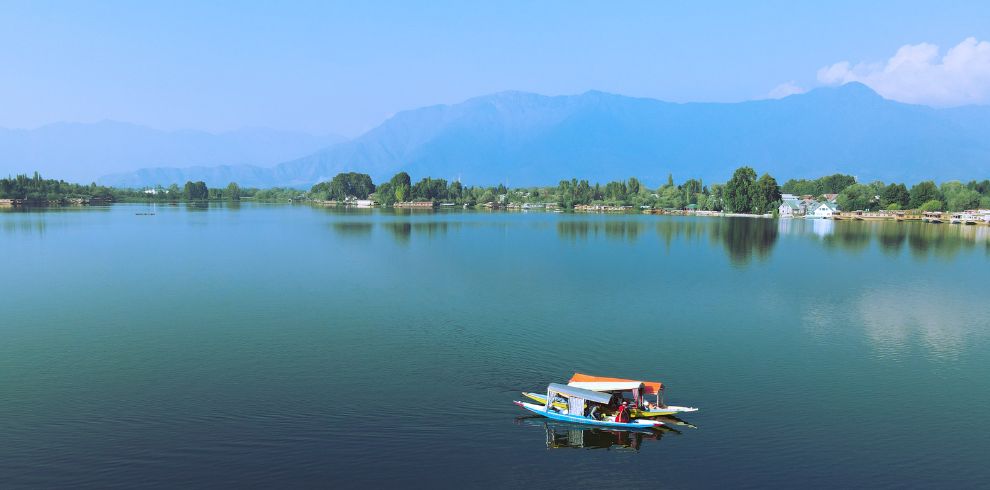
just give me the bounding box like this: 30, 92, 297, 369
569, 373, 664, 394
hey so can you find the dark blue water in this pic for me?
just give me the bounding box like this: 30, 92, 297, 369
1, 204, 988, 488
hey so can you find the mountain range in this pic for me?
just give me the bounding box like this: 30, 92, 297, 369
264, 83, 987, 187
0, 121, 344, 184
8, 83, 990, 188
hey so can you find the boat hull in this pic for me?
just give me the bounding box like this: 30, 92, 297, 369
514, 402, 664, 430
521, 392, 696, 416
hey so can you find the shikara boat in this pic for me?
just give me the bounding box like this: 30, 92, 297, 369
514, 383, 665, 430
570, 373, 699, 415
521, 373, 698, 417
521, 391, 682, 417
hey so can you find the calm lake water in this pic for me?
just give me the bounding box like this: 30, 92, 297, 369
2, 203, 988, 488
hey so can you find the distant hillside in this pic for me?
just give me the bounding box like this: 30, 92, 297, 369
103, 84, 990, 187
0, 120, 344, 184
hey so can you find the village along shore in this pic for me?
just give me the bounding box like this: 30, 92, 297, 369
4, 167, 990, 226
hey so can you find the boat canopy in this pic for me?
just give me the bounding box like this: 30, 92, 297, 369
547, 383, 613, 405
568, 381, 645, 392
570, 373, 664, 395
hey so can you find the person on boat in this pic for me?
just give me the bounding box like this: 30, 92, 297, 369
587, 405, 600, 420
615, 401, 631, 423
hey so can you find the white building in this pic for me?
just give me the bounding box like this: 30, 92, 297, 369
811, 201, 838, 219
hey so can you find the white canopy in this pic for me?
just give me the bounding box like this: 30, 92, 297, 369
568, 381, 645, 392
546, 383, 613, 404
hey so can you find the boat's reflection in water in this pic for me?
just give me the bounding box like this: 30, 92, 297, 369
517, 416, 694, 450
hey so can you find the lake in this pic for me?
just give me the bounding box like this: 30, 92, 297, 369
1, 204, 988, 488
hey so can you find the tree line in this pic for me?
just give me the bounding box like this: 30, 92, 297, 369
783, 175, 990, 213
0, 173, 115, 202
6, 169, 990, 213
307, 168, 782, 213
0, 174, 251, 203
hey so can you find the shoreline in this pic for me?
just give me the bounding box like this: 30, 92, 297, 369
4, 201, 989, 226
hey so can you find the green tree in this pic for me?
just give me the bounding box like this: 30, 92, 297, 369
704, 184, 724, 211
681, 178, 704, 205
184, 181, 209, 200
941, 181, 981, 211
919, 199, 944, 212
604, 180, 628, 203
816, 174, 858, 194
909, 181, 941, 209
312, 172, 375, 201
411, 177, 448, 201
836, 183, 876, 211
880, 183, 910, 208
781, 178, 816, 196
656, 185, 685, 209
751, 173, 781, 214
724, 166, 757, 213
627, 177, 641, 196
374, 182, 395, 206
449, 181, 464, 200
389, 172, 411, 188
226, 182, 241, 201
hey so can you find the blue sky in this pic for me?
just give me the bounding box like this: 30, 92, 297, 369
2, 1, 989, 136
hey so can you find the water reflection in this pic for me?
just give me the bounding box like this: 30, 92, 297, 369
782, 219, 989, 260
809, 218, 835, 238
383, 222, 411, 245
331, 222, 373, 237
822, 221, 871, 254
556, 221, 593, 241
656, 219, 709, 248
412, 221, 454, 239
320, 212, 989, 262
710, 218, 778, 265
876, 222, 907, 256
0, 217, 48, 235
557, 220, 642, 241
905, 224, 989, 260
0, 206, 110, 236
517, 419, 676, 450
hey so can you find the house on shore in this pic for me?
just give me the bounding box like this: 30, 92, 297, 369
810, 201, 838, 219
778, 198, 806, 218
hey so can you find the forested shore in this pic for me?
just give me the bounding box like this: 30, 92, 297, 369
3, 167, 990, 214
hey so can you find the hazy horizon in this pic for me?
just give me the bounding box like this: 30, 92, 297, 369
3, 1, 990, 136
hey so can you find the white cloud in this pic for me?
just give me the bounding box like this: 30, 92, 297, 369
817, 37, 990, 106
767, 81, 805, 99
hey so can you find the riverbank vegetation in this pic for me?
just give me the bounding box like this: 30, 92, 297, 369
5, 169, 990, 213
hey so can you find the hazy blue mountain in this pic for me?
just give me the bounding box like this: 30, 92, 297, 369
271, 83, 990, 187
93, 84, 990, 187
99, 164, 284, 189
0, 120, 344, 184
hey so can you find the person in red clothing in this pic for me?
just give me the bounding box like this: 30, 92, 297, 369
615, 401, 630, 423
